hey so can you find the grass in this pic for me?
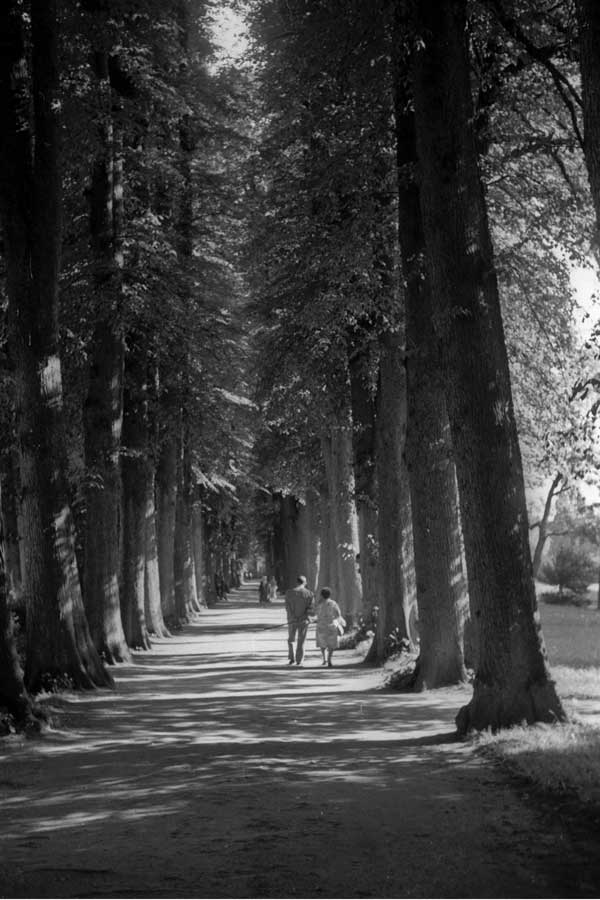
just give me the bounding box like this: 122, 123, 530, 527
478, 723, 600, 808
538, 598, 600, 669
477, 591, 600, 811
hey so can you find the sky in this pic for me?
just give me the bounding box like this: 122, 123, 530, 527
211, 5, 248, 63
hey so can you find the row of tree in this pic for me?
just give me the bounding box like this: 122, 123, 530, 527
0, 0, 255, 729
244, 0, 600, 732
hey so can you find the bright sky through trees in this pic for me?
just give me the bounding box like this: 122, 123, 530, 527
211, 4, 248, 63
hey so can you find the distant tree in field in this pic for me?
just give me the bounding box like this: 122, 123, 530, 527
542, 545, 596, 596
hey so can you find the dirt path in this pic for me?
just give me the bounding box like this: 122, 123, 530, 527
1, 584, 599, 899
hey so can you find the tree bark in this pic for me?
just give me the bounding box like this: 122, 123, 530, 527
192, 497, 208, 607
576, 0, 600, 243
347, 339, 381, 619
411, 0, 564, 731
0, 0, 110, 691
392, 46, 469, 689
531, 473, 564, 578
121, 342, 152, 650
322, 425, 362, 623
300, 489, 321, 593
83, 43, 129, 664
279, 494, 305, 589
174, 419, 198, 620
144, 463, 170, 637
0, 450, 22, 606
0, 482, 42, 730
156, 433, 178, 624
369, 330, 413, 663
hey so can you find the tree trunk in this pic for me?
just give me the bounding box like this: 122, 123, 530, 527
156, 433, 178, 624
83, 45, 129, 664
411, 0, 564, 731
576, 0, 600, 243
192, 498, 208, 607
300, 489, 321, 593
121, 342, 152, 650
279, 494, 305, 589
531, 473, 563, 578
0, 450, 22, 606
347, 340, 381, 619
322, 425, 362, 623
369, 330, 413, 663
0, 480, 42, 730
392, 51, 469, 689
144, 464, 170, 637
0, 0, 110, 691
174, 420, 198, 621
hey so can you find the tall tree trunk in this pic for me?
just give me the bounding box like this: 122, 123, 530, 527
174, 418, 198, 620
0, 450, 23, 606
121, 341, 152, 650
0, 0, 110, 691
192, 497, 207, 607
392, 49, 468, 689
369, 330, 413, 663
279, 494, 305, 589
317, 484, 334, 594
300, 489, 321, 593
83, 45, 129, 664
347, 340, 381, 619
322, 425, 362, 623
0, 482, 42, 730
576, 0, 600, 243
144, 464, 170, 637
156, 433, 178, 624
411, 0, 564, 731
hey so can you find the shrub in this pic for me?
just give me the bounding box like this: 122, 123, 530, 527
541, 545, 596, 597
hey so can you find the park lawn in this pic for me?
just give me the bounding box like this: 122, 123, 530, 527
478, 593, 600, 809
538, 597, 600, 669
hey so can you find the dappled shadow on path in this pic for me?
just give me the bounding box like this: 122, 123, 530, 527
2, 588, 597, 898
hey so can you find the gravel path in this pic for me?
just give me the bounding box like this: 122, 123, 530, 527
1, 583, 599, 898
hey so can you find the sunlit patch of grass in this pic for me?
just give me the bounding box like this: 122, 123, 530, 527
478, 722, 600, 806
553, 666, 600, 700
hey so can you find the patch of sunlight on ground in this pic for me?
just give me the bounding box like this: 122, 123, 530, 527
554, 665, 600, 699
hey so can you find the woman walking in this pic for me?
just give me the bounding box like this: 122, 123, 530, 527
315, 587, 345, 668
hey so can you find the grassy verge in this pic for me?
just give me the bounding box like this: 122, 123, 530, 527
475, 595, 600, 808
477, 722, 600, 808
477, 664, 600, 810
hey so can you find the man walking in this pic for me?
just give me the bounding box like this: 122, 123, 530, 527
285, 575, 314, 666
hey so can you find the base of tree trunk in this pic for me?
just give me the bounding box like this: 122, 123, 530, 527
411, 656, 469, 692
362, 637, 381, 667
1, 695, 47, 734
102, 640, 131, 667
456, 677, 566, 735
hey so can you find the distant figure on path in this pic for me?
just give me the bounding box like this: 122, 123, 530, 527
315, 587, 345, 668
267, 575, 278, 603
285, 575, 314, 666
258, 576, 268, 605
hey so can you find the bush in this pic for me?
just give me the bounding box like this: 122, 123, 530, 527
539, 590, 591, 608
541, 545, 596, 596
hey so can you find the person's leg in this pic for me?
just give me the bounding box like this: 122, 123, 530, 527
295, 621, 309, 665
321, 648, 327, 665
327, 648, 333, 667
287, 623, 297, 664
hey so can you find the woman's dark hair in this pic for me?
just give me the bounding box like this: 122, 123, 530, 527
320, 587, 331, 599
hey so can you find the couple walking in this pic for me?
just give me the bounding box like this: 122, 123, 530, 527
285, 575, 345, 667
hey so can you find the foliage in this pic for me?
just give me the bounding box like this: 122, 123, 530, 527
542, 544, 596, 595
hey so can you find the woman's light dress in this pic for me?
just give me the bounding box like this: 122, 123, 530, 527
315, 597, 343, 650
